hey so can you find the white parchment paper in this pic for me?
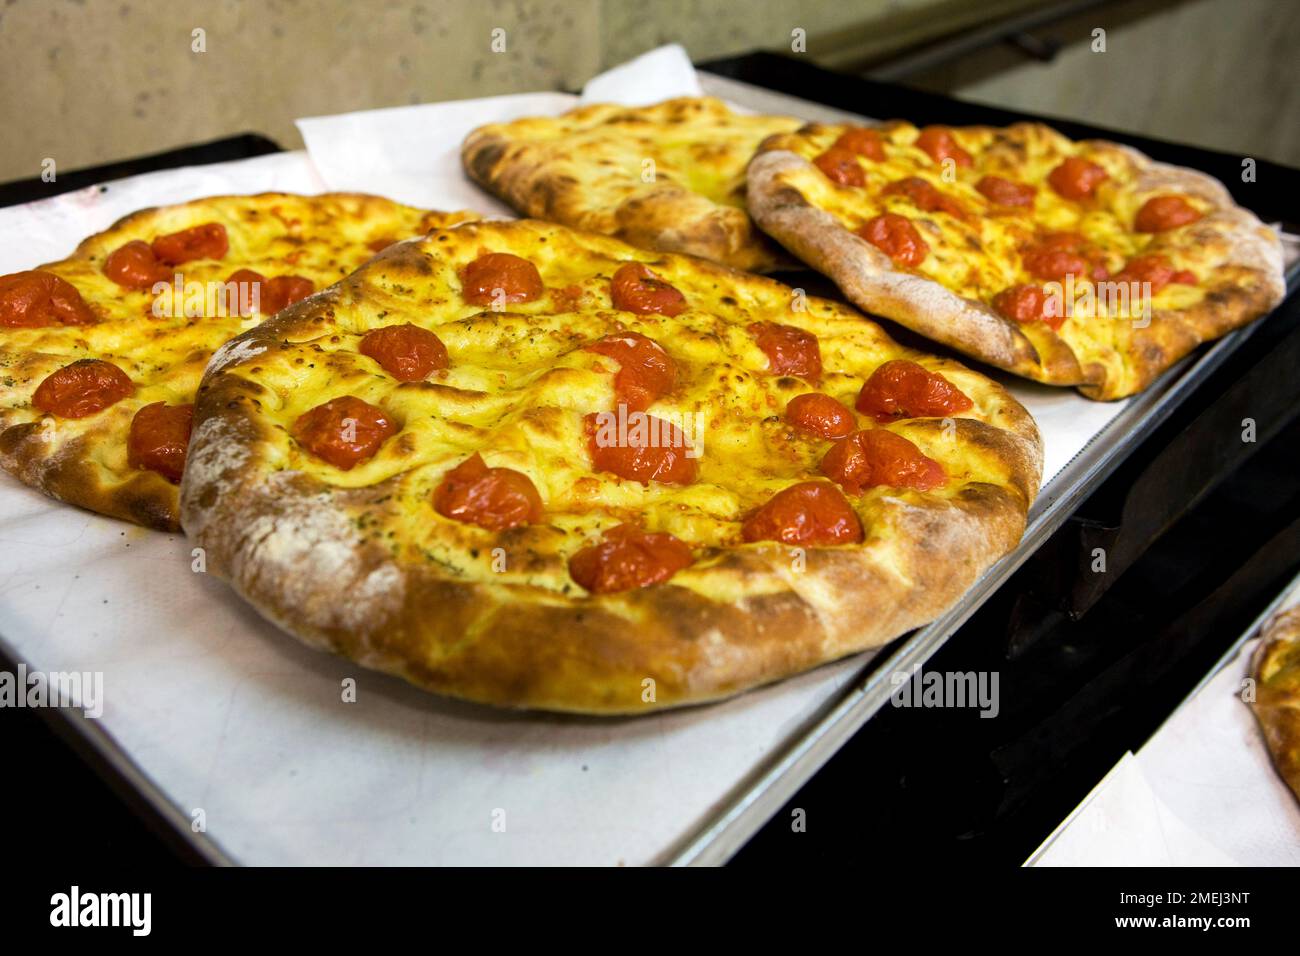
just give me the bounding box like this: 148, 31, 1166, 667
0, 46, 1267, 865
1028, 573, 1300, 866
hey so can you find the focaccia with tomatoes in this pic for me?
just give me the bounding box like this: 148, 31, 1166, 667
463, 97, 802, 273
0, 193, 475, 530
747, 121, 1284, 400
1251, 606, 1300, 804
180, 218, 1043, 714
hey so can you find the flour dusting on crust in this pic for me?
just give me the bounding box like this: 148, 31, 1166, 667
208, 336, 267, 374
178, 415, 252, 539
747, 131, 1285, 400
231, 473, 404, 634
179, 219, 1044, 713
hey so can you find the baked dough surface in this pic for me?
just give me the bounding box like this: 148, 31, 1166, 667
181, 218, 1043, 713
463, 97, 802, 272
0, 193, 474, 529
748, 121, 1284, 399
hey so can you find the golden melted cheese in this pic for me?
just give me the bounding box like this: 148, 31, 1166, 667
218, 219, 1039, 596
0, 193, 476, 526
463, 97, 803, 271
763, 121, 1215, 374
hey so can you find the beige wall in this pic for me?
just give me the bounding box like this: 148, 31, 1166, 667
0, 0, 1295, 183
3, 0, 1038, 182
913, 0, 1300, 167
1, 0, 604, 181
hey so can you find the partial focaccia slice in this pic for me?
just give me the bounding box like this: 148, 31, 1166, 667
1252, 606, 1300, 803
182, 218, 1043, 714
748, 120, 1284, 399
0, 193, 476, 529
463, 97, 802, 272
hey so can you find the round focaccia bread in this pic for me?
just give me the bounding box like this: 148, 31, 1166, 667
181, 218, 1042, 714
462, 97, 802, 273
0, 193, 476, 530
1251, 605, 1300, 803
748, 121, 1285, 400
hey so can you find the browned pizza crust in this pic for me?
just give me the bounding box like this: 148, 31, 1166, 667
462, 97, 802, 272
1251, 605, 1300, 802
0, 193, 476, 531
180, 219, 1043, 714
747, 123, 1285, 400
747, 149, 1085, 386
1080, 143, 1285, 399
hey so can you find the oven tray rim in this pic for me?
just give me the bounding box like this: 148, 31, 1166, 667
0, 74, 1292, 869
663, 70, 1300, 866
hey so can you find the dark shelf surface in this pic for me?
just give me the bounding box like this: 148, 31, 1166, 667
3, 53, 1297, 868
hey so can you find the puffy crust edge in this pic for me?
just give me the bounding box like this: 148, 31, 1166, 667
461, 101, 798, 273
1251, 606, 1300, 803
1081, 156, 1284, 399
0, 193, 476, 532
180, 233, 1042, 714
746, 149, 1086, 387
0, 415, 179, 530
63, 191, 477, 260
746, 139, 1285, 401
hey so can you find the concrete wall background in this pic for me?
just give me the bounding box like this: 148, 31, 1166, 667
914, 0, 1300, 167
1, 0, 604, 182
0, 0, 1295, 183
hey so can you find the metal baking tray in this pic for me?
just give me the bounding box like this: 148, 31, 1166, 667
2, 72, 1296, 868
667, 71, 1300, 864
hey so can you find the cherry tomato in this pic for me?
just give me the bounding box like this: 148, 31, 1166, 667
359, 323, 449, 381
914, 126, 973, 167
568, 525, 693, 593
832, 127, 886, 160
0, 270, 96, 327
260, 275, 315, 314
1024, 232, 1108, 280
856, 360, 973, 423
433, 452, 543, 531
585, 412, 697, 485
461, 252, 544, 306
1047, 156, 1108, 200
857, 213, 929, 267
820, 428, 946, 494
224, 269, 265, 316
609, 263, 687, 316
882, 177, 966, 219
992, 283, 1065, 330
1035, 231, 1087, 251
813, 148, 866, 187
1114, 254, 1197, 296
993, 284, 1047, 323
32, 359, 134, 419
1022, 246, 1090, 281
127, 402, 194, 483
1135, 195, 1202, 233
151, 222, 228, 265
586, 331, 675, 411
976, 175, 1035, 208
292, 395, 395, 470
784, 393, 856, 439
103, 240, 171, 290
741, 481, 863, 545
750, 322, 822, 380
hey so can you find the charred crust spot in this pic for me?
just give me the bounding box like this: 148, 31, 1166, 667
772, 185, 810, 210
467, 139, 506, 184
528, 178, 565, 217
